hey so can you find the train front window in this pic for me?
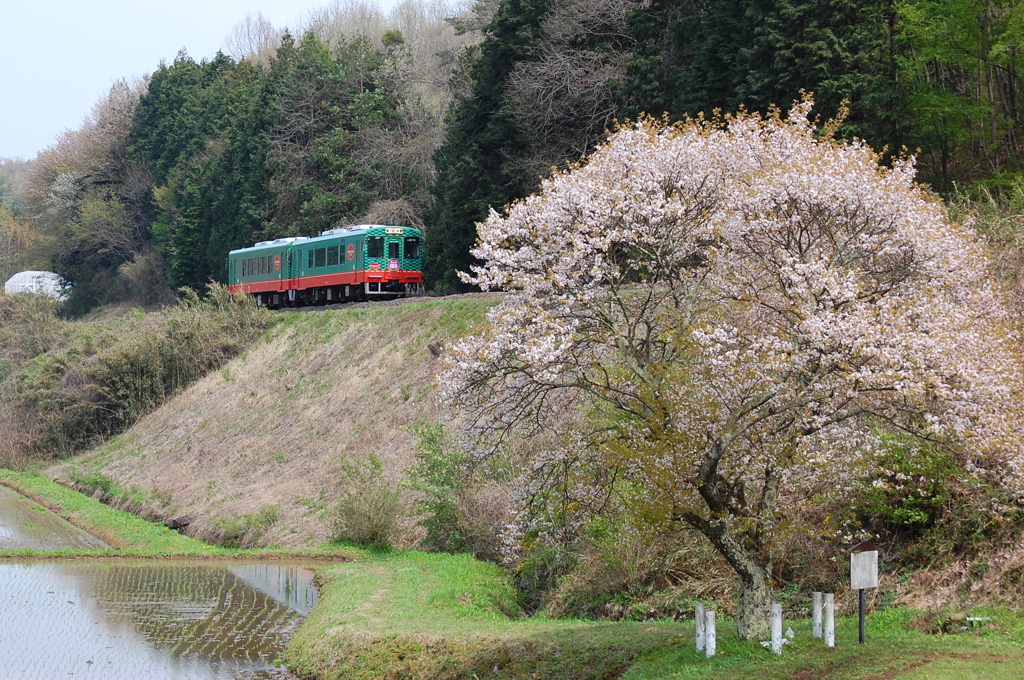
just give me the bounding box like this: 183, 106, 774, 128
367, 236, 384, 258
404, 237, 420, 259
388, 241, 399, 259
315, 248, 326, 268
327, 246, 339, 266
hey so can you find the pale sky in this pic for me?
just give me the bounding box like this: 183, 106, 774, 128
0, 0, 396, 161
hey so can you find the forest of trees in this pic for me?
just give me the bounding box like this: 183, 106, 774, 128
6, 0, 1024, 310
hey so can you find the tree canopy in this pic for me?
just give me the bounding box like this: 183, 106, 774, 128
439, 100, 1024, 638
15, 0, 1024, 312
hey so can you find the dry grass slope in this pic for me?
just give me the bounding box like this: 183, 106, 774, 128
48, 295, 500, 547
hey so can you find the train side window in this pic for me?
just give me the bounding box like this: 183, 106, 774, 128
367, 236, 384, 258
242, 260, 247, 277
404, 237, 420, 259
327, 246, 339, 266
388, 241, 399, 259
308, 249, 314, 269
315, 248, 326, 268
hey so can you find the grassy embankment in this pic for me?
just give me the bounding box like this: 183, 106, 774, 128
4, 459, 1024, 678
47, 295, 501, 548
0, 469, 355, 560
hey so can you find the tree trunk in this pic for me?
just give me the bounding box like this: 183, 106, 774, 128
735, 557, 773, 640
691, 514, 774, 641
689, 440, 777, 640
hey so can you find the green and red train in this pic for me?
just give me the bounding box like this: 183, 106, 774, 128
227, 225, 423, 307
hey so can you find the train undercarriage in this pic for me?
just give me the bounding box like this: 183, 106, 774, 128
251, 281, 421, 309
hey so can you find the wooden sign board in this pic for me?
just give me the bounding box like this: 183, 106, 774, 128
850, 540, 879, 590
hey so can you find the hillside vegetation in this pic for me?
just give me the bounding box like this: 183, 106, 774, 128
6, 0, 1024, 307
0, 286, 271, 465
48, 295, 500, 548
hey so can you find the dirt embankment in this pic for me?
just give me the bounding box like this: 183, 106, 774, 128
47, 295, 500, 547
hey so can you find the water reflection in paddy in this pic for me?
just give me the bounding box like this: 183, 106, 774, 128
0, 560, 318, 678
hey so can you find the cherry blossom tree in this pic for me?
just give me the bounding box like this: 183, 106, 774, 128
438, 100, 1024, 639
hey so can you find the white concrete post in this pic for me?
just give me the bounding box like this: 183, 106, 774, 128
771, 603, 783, 655
705, 609, 717, 658
811, 593, 827, 639
812, 591, 823, 638
695, 602, 706, 652
824, 593, 835, 648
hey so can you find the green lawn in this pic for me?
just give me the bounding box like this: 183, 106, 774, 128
286, 550, 1024, 680
623, 607, 1024, 679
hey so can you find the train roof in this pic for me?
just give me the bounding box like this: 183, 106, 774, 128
228, 225, 421, 256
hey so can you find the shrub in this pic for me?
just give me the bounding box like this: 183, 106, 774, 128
841, 435, 1020, 568
115, 249, 177, 308
11, 284, 271, 457
0, 292, 71, 362
405, 421, 512, 561
405, 421, 470, 552
330, 454, 402, 550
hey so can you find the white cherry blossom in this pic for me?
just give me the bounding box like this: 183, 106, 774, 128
438, 100, 1024, 639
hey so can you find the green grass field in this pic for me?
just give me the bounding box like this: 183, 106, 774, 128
3, 470, 1022, 679
285, 549, 1024, 680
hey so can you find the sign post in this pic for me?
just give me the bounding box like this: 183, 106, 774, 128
850, 541, 879, 644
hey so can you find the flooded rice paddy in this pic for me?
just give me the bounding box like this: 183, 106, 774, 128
0, 484, 109, 550
0, 486, 319, 679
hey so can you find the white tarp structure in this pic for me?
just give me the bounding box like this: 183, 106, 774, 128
4, 271, 66, 299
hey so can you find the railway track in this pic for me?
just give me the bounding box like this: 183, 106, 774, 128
271, 290, 502, 313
